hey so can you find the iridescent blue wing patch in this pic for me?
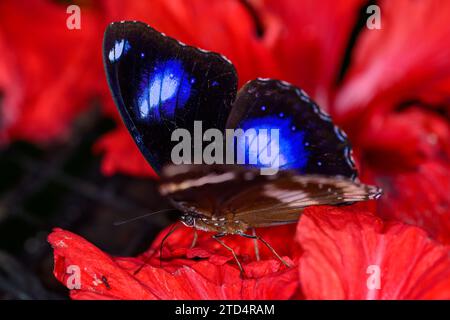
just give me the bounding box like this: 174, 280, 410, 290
103, 21, 237, 172
226, 79, 357, 179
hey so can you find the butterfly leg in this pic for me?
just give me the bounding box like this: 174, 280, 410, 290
212, 233, 245, 276
252, 228, 260, 261
134, 222, 180, 275
238, 232, 291, 268
190, 229, 198, 248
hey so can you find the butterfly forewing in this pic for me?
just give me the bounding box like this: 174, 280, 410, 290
103, 21, 238, 172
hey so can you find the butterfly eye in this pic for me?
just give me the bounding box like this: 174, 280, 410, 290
181, 215, 195, 227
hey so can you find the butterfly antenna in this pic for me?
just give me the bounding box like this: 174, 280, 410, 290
113, 209, 174, 226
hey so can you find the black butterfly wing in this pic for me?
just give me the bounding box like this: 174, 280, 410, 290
103, 21, 238, 172
226, 79, 357, 179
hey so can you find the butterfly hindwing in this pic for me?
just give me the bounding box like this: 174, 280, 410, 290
229, 173, 381, 227
103, 21, 238, 172
226, 79, 357, 179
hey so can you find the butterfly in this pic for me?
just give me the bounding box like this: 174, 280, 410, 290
103, 21, 382, 272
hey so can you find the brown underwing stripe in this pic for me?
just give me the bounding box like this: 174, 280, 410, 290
159, 172, 236, 195
291, 175, 382, 199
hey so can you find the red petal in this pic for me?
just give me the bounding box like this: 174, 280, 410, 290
94, 127, 156, 177
141, 223, 299, 267
354, 108, 450, 244
335, 0, 450, 119
297, 206, 450, 299
48, 228, 299, 299
130, 260, 298, 300
0, 0, 104, 144
257, 0, 365, 107
357, 108, 450, 170
0, 30, 22, 144
369, 160, 450, 245
48, 228, 157, 299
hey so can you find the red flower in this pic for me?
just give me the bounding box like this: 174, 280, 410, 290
297, 206, 450, 299
357, 109, 450, 244
48, 227, 298, 300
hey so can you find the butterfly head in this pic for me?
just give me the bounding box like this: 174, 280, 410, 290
180, 213, 196, 228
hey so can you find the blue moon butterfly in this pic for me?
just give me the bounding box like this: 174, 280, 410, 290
103, 21, 382, 271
